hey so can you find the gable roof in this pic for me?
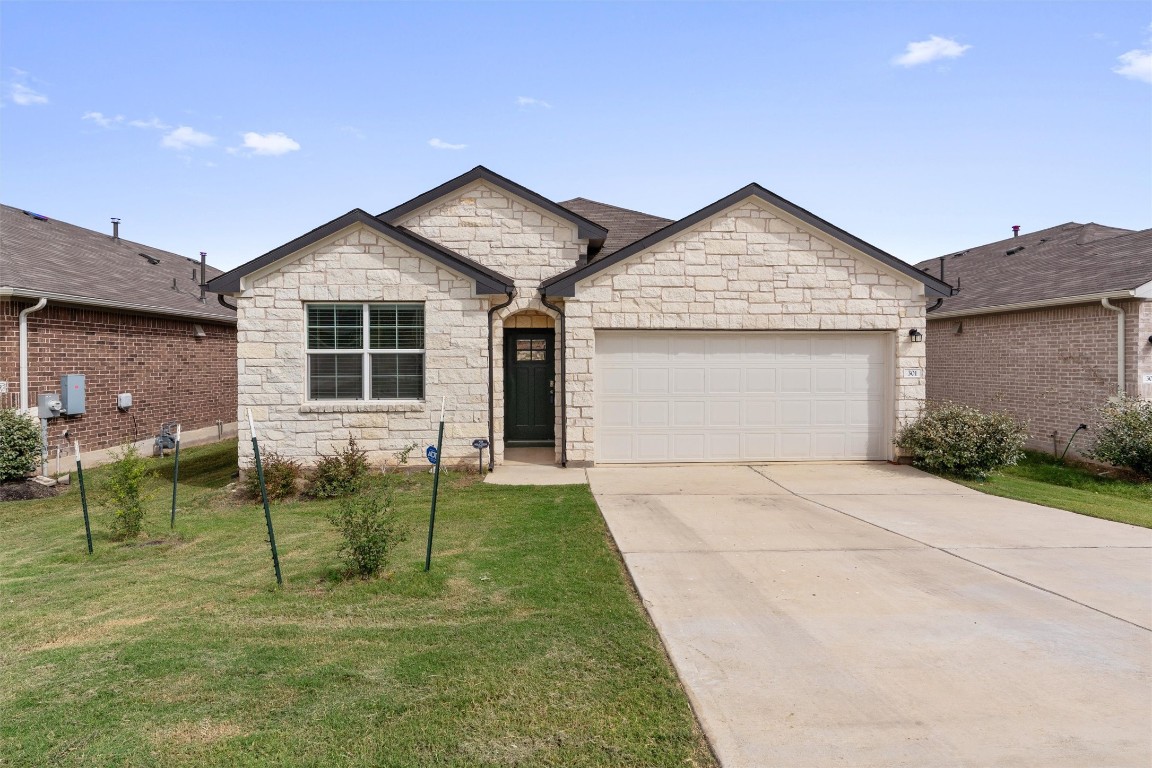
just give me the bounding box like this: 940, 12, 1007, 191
378, 166, 609, 246
206, 208, 514, 295
0, 204, 236, 323
542, 184, 954, 298
913, 222, 1152, 317
559, 198, 673, 257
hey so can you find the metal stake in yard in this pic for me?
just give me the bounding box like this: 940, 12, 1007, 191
170, 424, 181, 529
74, 440, 92, 555
248, 410, 283, 586
424, 397, 446, 572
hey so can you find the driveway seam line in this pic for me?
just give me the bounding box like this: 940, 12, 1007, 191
750, 467, 1152, 634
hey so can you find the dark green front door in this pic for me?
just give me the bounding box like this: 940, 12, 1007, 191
504, 330, 555, 445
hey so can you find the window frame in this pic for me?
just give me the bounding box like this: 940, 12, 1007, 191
305, 302, 425, 402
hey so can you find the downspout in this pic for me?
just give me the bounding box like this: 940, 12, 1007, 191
18, 298, 48, 411
487, 289, 516, 472
217, 294, 238, 312
1100, 298, 1126, 396
539, 293, 567, 468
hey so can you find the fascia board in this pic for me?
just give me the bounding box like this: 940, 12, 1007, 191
0, 286, 237, 324
926, 290, 1139, 319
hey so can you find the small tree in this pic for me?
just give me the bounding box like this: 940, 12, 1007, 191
306, 438, 370, 499
0, 408, 41, 482
105, 445, 152, 539
895, 401, 1028, 479
1086, 396, 1152, 478
327, 492, 407, 578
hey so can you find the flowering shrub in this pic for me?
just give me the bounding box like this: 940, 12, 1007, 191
895, 401, 1027, 479
243, 450, 303, 501
306, 438, 370, 499
1086, 396, 1152, 478
328, 491, 407, 578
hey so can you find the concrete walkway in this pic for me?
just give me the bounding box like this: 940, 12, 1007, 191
588, 463, 1152, 768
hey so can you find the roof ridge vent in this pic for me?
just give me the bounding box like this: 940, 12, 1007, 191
139, 252, 161, 265
1005, 245, 1025, 256
22, 210, 48, 221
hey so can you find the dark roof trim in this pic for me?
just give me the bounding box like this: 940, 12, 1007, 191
378, 165, 609, 244
207, 209, 514, 295
541, 184, 954, 298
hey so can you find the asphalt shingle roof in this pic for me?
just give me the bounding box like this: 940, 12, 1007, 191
914, 222, 1152, 315
0, 204, 235, 323
558, 198, 674, 257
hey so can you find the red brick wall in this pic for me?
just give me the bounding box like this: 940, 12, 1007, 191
925, 300, 1144, 455
0, 300, 236, 454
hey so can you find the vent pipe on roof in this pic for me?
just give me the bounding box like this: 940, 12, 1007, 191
1011, 225, 1020, 238
111, 218, 120, 241
199, 252, 207, 302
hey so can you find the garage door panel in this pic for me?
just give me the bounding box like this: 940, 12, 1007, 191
596, 332, 888, 462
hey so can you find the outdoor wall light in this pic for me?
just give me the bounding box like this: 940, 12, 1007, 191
908, 329, 923, 342
1147, 335, 1152, 345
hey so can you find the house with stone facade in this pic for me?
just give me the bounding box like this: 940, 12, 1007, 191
915, 223, 1152, 455
0, 204, 237, 461
208, 166, 951, 470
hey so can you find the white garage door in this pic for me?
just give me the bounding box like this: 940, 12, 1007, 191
595, 332, 889, 463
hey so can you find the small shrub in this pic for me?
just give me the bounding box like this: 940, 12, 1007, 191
0, 408, 41, 482
895, 401, 1027, 479
1087, 396, 1152, 478
306, 438, 370, 499
243, 450, 303, 501
327, 491, 407, 578
105, 445, 151, 539
391, 441, 420, 467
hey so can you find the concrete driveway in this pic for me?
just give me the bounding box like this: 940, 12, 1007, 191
587, 463, 1152, 768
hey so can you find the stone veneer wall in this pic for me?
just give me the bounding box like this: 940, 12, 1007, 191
926, 298, 1151, 455
398, 183, 584, 466
561, 201, 927, 464
236, 226, 492, 467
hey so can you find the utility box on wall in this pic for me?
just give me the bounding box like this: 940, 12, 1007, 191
61, 374, 86, 415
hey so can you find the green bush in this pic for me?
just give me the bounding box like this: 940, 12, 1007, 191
1087, 396, 1152, 478
895, 401, 1028, 479
105, 445, 151, 540
0, 409, 41, 482
306, 438, 370, 499
243, 450, 303, 501
327, 491, 407, 578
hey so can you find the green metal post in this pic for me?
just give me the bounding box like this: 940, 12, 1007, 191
424, 419, 445, 572
248, 411, 283, 587
169, 426, 181, 529
75, 441, 92, 555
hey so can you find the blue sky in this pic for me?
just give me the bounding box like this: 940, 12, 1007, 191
2, 1, 1149, 272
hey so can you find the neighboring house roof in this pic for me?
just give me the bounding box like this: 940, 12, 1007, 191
542, 184, 954, 298
914, 222, 1152, 317
558, 198, 673, 257
207, 209, 515, 295
0, 204, 236, 324
379, 165, 609, 247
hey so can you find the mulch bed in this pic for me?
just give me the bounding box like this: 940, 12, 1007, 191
0, 480, 62, 502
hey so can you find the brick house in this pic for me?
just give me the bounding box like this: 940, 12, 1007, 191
0, 205, 237, 462
208, 166, 951, 470
914, 223, 1152, 454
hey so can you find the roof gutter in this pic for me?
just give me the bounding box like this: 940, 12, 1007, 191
18, 298, 48, 412
1100, 298, 1126, 396
927, 290, 1140, 320
0, 286, 236, 325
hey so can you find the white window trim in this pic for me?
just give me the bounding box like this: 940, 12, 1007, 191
305, 303, 425, 402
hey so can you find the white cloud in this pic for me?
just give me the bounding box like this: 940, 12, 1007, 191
129, 117, 170, 130
516, 96, 552, 109
82, 111, 124, 128
892, 35, 972, 67
235, 131, 301, 156
428, 137, 467, 150
161, 125, 216, 150
9, 82, 48, 106
1114, 27, 1152, 83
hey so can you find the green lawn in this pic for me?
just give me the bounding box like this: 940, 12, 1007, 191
948, 451, 1152, 529
0, 440, 716, 767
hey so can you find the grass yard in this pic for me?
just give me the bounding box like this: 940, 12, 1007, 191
948, 451, 1152, 529
0, 440, 716, 767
